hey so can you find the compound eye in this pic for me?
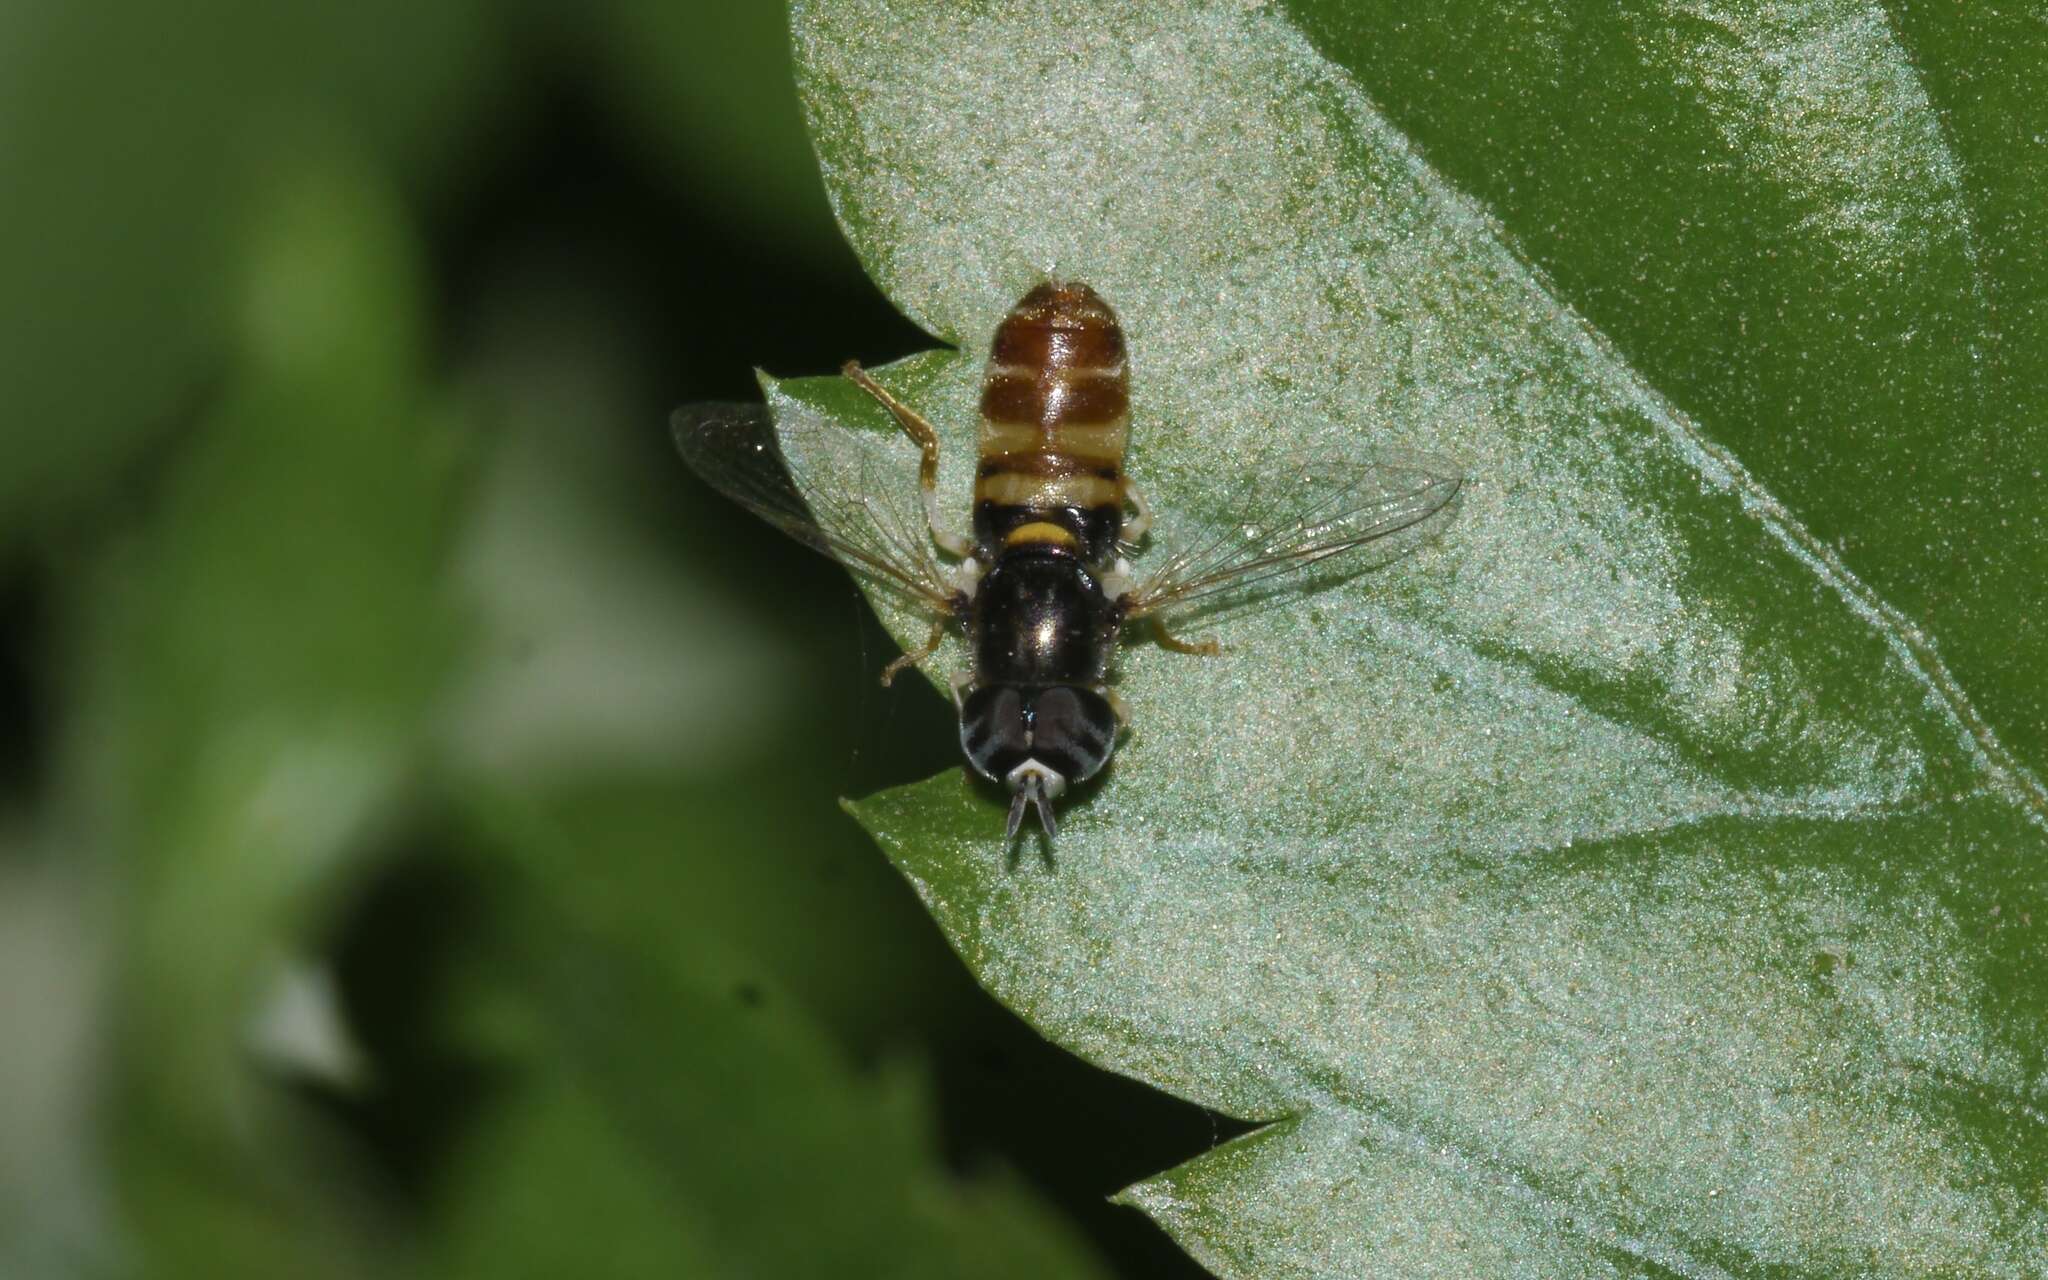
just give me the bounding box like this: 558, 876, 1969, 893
1028, 686, 1118, 783
959, 686, 1029, 782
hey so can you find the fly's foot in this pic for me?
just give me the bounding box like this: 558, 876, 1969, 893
1153, 616, 1220, 657
881, 618, 949, 686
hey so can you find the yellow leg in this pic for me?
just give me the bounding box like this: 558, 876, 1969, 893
1153, 616, 1221, 657
1101, 687, 1130, 728
881, 618, 949, 686
843, 361, 972, 557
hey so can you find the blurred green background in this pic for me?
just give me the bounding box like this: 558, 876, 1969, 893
0, 4, 1225, 1276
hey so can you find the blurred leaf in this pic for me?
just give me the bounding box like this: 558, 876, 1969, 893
435, 266, 964, 1043
435, 1065, 725, 1280
64, 144, 468, 1279
438, 774, 969, 1052
574, 0, 842, 253
782, 0, 2048, 1275
0, 0, 508, 545
439, 297, 797, 787
437, 788, 1114, 1280
0, 846, 115, 1280
0, 4, 240, 541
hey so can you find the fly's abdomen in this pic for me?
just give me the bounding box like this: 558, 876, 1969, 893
974, 282, 1129, 563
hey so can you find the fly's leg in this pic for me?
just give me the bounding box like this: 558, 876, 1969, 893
946, 557, 984, 601
843, 360, 974, 558
1101, 557, 1136, 605
1153, 615, 1221, 658
1122, 481, 1153, 545
1098, 686, 1131, 729
948, 670, 974, 713
881, 618, 949, 687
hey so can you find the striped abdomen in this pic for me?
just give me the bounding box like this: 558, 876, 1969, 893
974, 282, 1129, 564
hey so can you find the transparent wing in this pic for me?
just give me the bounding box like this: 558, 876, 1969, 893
671, 402, 957, 615
1123, 453, 1461, 620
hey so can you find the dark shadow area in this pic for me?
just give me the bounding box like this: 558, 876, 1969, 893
0, 558, 45, 808
321, 850, 507, 1208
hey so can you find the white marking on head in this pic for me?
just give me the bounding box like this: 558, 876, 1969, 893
1004, 758, 1067, 798
1003, 759, 1065, 841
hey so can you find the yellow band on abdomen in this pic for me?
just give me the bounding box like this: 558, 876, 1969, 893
975, 469, 1121, 509
979, 417, 1129, 464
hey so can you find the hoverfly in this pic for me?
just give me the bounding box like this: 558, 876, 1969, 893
674, 282, 1460, 841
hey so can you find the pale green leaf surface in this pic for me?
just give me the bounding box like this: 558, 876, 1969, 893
782, 0, 2046, 1276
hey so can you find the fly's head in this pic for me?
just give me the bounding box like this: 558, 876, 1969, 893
958, 684, 1120, 841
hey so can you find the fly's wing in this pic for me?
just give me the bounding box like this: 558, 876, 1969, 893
1121, 452, 1461, 621
671, 402, 958, 616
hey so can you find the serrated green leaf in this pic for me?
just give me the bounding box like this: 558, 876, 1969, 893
1269, 0, 2048, 790
782, 0, 2048, 1275
1273, 0, 2048, 780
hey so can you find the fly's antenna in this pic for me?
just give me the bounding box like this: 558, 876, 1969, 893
1032, 781, 1059, 838
1005, 775, 1059, 844
1006, 788, 1030, 843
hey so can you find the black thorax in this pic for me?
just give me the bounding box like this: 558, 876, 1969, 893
969, 548, 1119, 688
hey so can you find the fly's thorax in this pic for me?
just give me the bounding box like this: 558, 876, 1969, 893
975, 281, 1130, 564
969, 550, 1118, 688
958, 684, 1119, 789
